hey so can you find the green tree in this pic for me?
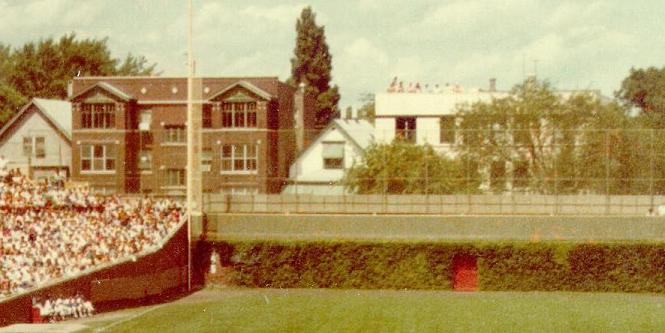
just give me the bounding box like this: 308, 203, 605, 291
0, 83, 27, 125
0, 43, 26, 124
289, 6, 340, 128
0, 33, 157, 126
357, 93, 375, 124
8, 33, 156, 100
343, 141, 474, 194
456, 79, 606, 194
617, 67, 665, 123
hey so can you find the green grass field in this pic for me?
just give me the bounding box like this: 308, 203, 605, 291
208, 214, 665, 242
79, 288, 665, 333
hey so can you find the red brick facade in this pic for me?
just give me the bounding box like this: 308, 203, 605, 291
69, 77, 317, 195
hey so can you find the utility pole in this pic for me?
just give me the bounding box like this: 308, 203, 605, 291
186, 0, 203, 292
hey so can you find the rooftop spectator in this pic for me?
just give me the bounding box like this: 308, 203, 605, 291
407, 82, 416, 93
387, 76, 398, 93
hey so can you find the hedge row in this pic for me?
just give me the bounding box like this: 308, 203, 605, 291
211, 241, 665, 293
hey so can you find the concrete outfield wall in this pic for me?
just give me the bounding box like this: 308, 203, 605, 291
0, 221, 190, 327
204, 194, 665, 216
205, 214, 665, 243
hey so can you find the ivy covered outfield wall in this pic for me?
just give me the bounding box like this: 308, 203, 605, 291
209, 241, 665, 293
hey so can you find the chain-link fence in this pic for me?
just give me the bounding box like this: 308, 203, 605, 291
59, 126, 665, 215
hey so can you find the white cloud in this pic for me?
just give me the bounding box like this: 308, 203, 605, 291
336, 38, 391, 99
241, 4, 306, 25
2, 0, 665, 108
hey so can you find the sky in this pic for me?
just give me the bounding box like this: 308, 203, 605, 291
1, 0, 665, 108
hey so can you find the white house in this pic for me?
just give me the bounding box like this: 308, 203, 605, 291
283, 118, 374, 195
375, 79, 605, 192
0, 98, 72, 180
375, 82, 508, 157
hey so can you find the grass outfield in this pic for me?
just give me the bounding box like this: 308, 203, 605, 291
80, 288, 665, 333
208, 214, 665, 242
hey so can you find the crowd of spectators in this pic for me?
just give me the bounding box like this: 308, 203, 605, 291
386, 76, 464, 94
0, 168, 184, 299
33, 295, 95, 322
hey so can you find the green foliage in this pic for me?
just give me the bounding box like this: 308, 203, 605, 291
617, 66, 665, 126
115, 53, 157, 76
218, 240, 665, 293
289, 6, 340, 127
0, 33, 156, 126
356, 93, 375, 124
343, 141, 475, 194
0, 82, 27, 125
456, 79, 638, 194
8, 33, 156, 100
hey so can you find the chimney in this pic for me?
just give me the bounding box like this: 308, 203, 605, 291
67, 81, 73, 98
489, 78, 496, 92
345, 107, 353, 120
294, 82, 306, 153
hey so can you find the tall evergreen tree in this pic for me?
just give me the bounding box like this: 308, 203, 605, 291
289, 6, 340, 128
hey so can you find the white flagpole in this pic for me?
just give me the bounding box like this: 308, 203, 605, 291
186, 0, 193, 292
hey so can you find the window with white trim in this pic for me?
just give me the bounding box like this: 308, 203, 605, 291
22, 136, 46, 159
221, 102, 257, 128
164, 125, 186, 143
81, 104, 115, 129
222, 186, 258, 195
322, 141, 345, 169
138, 151, 152, 171
202, 150, 212, 172
139, 110, 152, 131
221, 144, 258, 173
80, 144, 115, 172
166, 169, 185, 186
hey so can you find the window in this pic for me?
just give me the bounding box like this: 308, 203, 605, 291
221, 144, 258, 173
395, 117, 416, 143
322, 142, 345, 169
140, 131, 154, 148
440, 116, 456, 144
166, 169, 185, 187
22, 137, 32, 157
139, 110, 152, 131
81, 104, 115, 129
202, 150, 212, 172
222, 186, 258, 195
513, 160, 529, 189
202, 107, 212, 128
138, 151, 152, 171
22, 136, 46, 159
221, 102, 257, 128
165, 125, 186, 143
35, 137, 45, 158
80, 144, 115, 172
490, 160, 506, 190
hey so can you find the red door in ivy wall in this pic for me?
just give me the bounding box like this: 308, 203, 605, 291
453, 255, 478, 291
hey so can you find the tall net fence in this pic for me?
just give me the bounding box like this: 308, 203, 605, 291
56, 127, 665, 215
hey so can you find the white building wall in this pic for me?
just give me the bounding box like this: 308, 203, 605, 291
288, 127, 364, 184
0, 111, 71, 175
417, 117, 439, 145
375, 118, 395, 144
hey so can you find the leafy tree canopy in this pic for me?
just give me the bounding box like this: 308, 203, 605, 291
616, 66, 665, 127
343, 141, 474, 194
0, 33, 157, 126
356, 93, 375, 124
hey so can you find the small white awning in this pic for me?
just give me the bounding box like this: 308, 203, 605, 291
322, 142, 345, 159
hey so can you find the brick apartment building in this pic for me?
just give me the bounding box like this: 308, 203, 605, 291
69, 76, 317, 195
